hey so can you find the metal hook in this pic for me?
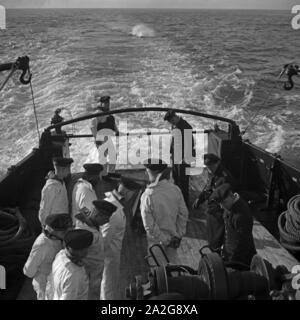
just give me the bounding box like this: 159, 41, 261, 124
15, 56, 32, 85
279, 64, 300, 91
19, 69, 32, 85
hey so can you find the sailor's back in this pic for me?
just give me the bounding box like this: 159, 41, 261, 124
47, 249, 89, 300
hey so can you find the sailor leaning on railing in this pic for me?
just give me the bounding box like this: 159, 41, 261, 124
192, 153, 237, 253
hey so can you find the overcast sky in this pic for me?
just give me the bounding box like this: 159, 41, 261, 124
0, 0, 296, 10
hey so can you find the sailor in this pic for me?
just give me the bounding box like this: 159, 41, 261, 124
74, 199, 116, 300
209, 183, 256, 267
193, 153, 237, 252
23, 214, 72, 300
71, 163, 103, 223
101, 177, 141, 300
164, 110, 195, 207
90, 96, 119, 180
38, 157, 73, 226
140, 159, 189, 265
46, 229, 93, 300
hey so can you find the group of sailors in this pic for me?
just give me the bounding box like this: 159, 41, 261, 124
24, 157, 138, 300
193, 153, 256, 267
22, 96, 257, 300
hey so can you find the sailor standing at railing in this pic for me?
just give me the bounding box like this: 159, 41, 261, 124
38, 157, 73, 226
193, 154, 237, 253
101, 177, 141, 300
90, 96, 119, 181
164, 110, 195, 207
140, 158, 189, 265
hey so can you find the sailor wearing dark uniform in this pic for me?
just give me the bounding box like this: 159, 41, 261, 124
71, 163, 103, 223
164, 110, 195, 207
193, 153, 237, 252
90, 96, 119, 180
140, 159, 189, 265
101, 177, 141, 300
46, 229, 93, 300
74, 200, 116, 300
39, 157, 73, 226
209, 183, 256, 267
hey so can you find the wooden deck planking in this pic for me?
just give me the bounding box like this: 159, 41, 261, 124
252, 220, 299, 271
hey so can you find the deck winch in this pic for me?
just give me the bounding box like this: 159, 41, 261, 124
125, 250, 300, 300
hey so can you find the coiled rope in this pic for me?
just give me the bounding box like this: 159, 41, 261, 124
278, 195, 300, 249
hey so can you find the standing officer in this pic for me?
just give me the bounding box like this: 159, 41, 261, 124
140, 158, 189, 265
90, 96, 119, 180
193, 153, 237, 252
39, 157, 73, 226
164, 110, 195, 207
209, 183, 256, 267
72, 163, 103, 223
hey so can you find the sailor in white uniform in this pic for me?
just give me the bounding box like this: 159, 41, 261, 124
140, 159, 189, 265
46, 229, 93, 300
74, 200, 116, 300
38, 157, 73, 226
23, 214, 72, 300
90, 96, 119, 180
71, 163, 103, 223
101, 177, 141, 300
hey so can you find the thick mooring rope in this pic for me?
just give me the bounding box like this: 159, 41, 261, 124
278, 195, 300, 247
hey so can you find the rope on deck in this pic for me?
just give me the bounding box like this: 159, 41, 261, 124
278, 195, 300, 250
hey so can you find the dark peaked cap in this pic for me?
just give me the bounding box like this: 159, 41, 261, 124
164, 110, 176, 121
209, 183, 232, 203
83, 163, 103, 175
120, 177, 142, 190
53, 157, 74, 167
143, 158, 168, 172
64, 229, 93, 250
93, 200, 117, 217
204, 153, 220, 166
99, 96, 110, 103
45, 213, 72, 230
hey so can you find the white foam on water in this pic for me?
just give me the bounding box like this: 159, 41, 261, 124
131, 24, 155, 38
254, 119, 285, 153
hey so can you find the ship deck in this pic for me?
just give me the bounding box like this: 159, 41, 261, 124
16, 169, 299, 300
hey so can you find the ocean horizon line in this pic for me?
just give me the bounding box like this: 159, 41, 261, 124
3, 7, 291, 12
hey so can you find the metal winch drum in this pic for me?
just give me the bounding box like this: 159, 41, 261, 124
125, 247, 297, 300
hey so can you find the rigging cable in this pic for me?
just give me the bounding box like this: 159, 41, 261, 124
28, 67, 40, 141
0, 63, 17, 93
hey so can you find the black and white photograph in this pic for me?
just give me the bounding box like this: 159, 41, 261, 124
0, 0, 300, 305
